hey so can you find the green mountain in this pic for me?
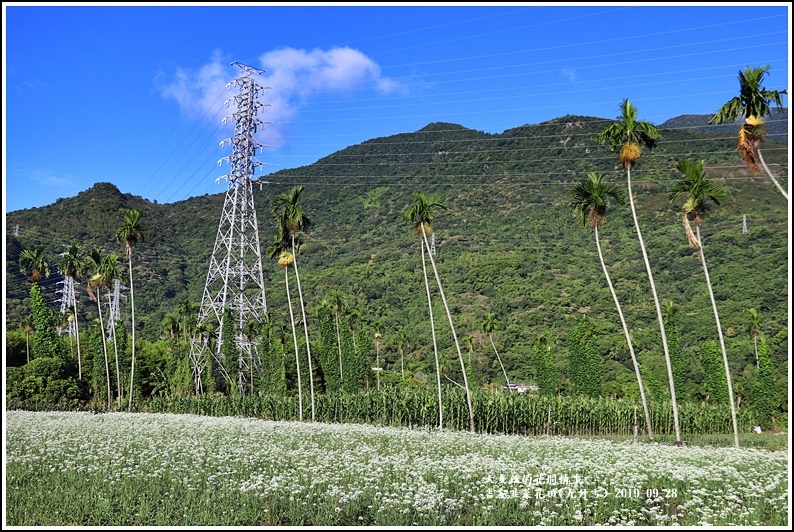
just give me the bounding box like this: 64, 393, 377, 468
660, 108, 788, 143
6, 114, 788, 399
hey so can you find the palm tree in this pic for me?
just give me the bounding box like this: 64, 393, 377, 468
162, 312, 181, 341
19, 248, 51, 365
746, 308, 762, 368
116, 208, 147, 409
595, 99, 682, 446
709, 65, 787, 200
403, 191, 475, 432
58, 243, 85, 379
266, 233, 304, 421
272, 185, 316, 421
328, 289, 345, 382
176, 299, 199, 345
569, 171, 653, 439
669, 158, 738, 448
402, 196, 443, 428
19, 246, 50, 283
482, 313, 510, 389
86, 247, 112, 410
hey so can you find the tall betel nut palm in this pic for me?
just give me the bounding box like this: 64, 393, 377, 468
271, 185, 316, 421
745, 308, 762, 368
116, 208, 147, 409
58, 243, 85, 380
569, 172, 653, 439
403, 193, 444, 429
100, 253, 124, 409
669, 158, 739, 448
19, 246, 50, 283
86, 247, 112, 410
595, 99, 683, 446
481, 313, 510, 389
403, 191, 475, 432
709, 65, 787, 200
266, 231, 304, 422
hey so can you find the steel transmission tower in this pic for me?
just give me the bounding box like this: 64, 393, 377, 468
189, 62, 269, 395
105, 278, 127, 336
56, 276, 77, 337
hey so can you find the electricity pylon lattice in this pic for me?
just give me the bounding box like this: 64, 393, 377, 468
105, 279, 127, 336
189, 61, 269, 396
56, 276, 77, 337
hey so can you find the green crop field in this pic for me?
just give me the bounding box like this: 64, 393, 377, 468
5, 410, 789, 526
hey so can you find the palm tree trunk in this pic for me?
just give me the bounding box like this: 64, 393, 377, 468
753, 335, 758, 368
291, 235, 315, 422
626, 164, 681, 445
110, 319, 122, 409
375, 341, 380, 391
696, 225, 739, 448
421, 239, 443, 429
285, 266, 303, 421
72, 290, 82, 380
489, 333, 510, 388
127, 256, 137, 410
95, 288, 112, 410
334, 311, 343, 382
422, 230, 476, 433
25, 333, 30, 363
595, 225, 653, 439
757, 148, 789, 200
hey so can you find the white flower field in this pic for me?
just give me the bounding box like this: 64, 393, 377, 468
5, 410, 789, 526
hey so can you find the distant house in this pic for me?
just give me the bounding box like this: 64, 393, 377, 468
502, 383, 538, 393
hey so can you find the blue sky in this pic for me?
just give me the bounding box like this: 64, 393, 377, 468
3, 2, 791, 213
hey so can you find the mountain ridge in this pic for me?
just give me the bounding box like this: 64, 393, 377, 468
5, 112, 789, 396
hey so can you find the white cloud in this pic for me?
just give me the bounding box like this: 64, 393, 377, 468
25, 166, 75, 188
158, 47, 399, 149
158, 49, 231, 120
258, 46, 398, 95
560, 69, 577, 83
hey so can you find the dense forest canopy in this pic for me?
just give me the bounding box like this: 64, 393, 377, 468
5, 112, 789, 404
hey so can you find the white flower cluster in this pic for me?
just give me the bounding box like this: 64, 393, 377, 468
6, 411, 789, 526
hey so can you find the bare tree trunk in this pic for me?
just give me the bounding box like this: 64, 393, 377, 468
626, 164, 681, 445
291, 235, 315, 422
595, 225, 653, 439
285, 266, 303, 421
757, 147, 789, 200
111, 319, 122, 409
95, 288, 112, 411
489, 333, 510, 388
422, 230, 476, 433
421, 240, 443, 430
696, 225, 739, 448
335, 311, 343, 381
127, 256, 137, 410
73, 290, 82, 380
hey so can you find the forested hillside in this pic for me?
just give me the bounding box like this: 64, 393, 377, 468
5, 114, 789, 405
660, 108, 788, 142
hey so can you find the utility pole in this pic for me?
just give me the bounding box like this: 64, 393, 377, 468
742, 214, 748, 234
189, 62, 270, 396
